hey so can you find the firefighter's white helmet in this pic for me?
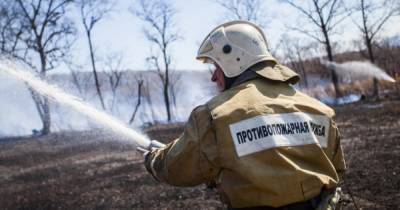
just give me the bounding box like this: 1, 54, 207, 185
197, 20, 276, 78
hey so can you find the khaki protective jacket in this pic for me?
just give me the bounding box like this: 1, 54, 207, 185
146, 73, 346, 208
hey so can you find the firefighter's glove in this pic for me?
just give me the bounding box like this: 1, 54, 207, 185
138, 140, 165, 182
136, 140, 165, 156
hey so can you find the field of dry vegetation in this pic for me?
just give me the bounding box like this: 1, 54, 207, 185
0, 98, 399, 210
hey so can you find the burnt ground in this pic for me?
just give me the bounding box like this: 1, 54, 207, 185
0, 99, 399, 210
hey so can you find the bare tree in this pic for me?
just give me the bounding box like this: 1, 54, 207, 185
78, 0, 113, 110
283, 0, 349, 98
103, 53, 125, 111
169, 72, 181, 110
213, 0, 267, 26
141, 76, 157, 124
134, 0, 180, 122
279, 35, 309, 88
350, 0, 399, 98
66, 61, 85, 97
129, 74, 144, 124
0, 2, 23, 56
0, 0, 75, 135
351, 0, 398, 63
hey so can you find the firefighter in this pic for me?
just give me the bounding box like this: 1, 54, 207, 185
140, 21, 346, 210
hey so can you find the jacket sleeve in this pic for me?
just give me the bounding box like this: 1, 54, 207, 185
145, 105, 221, 187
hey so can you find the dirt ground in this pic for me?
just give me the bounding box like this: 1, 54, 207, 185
0, 99, 399, 210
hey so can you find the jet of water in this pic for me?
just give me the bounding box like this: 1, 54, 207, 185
0, 61, 151, 148
321, 60, 396, 82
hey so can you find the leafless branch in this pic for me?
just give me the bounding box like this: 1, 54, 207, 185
0, 0, 75, 134
133, 0, 181, 122
213, 0, 268, 27
104, 52, 125, 111
350, 0, 398, 64
129, 74, 144, 124
283, 0, 348, 98
77, 0, 114, 110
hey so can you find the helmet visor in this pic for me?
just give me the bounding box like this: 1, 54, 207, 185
196, 35, 215, 63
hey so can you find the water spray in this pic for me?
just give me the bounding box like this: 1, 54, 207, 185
0, 61, 152, 149
321, 60, 396, 83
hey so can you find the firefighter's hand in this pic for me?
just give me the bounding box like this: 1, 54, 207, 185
143, 147, 161, 182
137, 140, 165, 181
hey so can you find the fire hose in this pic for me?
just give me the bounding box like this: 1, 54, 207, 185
137, 140, 165, 154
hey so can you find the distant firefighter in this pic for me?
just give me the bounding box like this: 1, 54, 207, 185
139, 21, 345, 210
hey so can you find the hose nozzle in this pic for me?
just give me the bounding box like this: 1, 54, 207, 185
137, 140, 165, 155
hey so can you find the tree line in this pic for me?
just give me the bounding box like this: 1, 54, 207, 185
0, 0, 399, 135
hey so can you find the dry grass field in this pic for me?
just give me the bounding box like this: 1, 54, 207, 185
0, 99, 399, 210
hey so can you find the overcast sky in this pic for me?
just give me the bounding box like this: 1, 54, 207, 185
66, 0, 400, 73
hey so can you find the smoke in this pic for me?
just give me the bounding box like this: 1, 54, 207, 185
0, 60, 217, 139
5, 58, 393, 138
320, 94, 362, 105
0, 61, 150, 148
321, 60, 396, 82
0, 75, 42, 136
173, 71, 218, 120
